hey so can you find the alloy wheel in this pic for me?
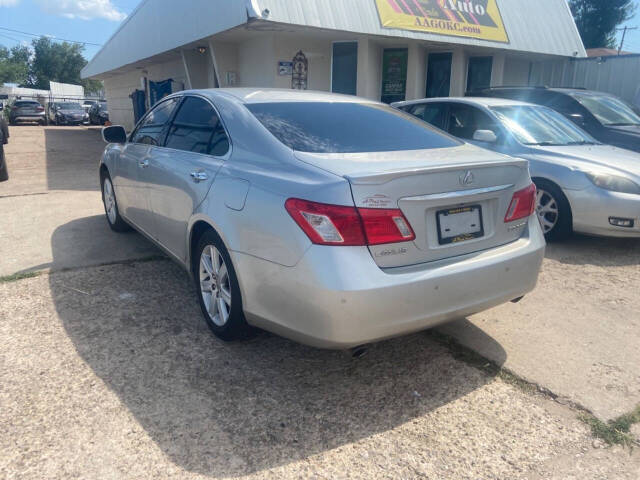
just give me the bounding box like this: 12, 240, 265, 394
536, 188, 559, 234
199, 245, 232, 327
103, 177, 117, 225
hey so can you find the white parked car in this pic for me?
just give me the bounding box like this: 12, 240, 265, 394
394, 97, 640, 240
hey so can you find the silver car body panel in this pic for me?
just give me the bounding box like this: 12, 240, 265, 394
101, 88, 545, 348
394, 97, 640, 238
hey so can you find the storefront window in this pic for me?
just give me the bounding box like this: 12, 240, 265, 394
467, 56, 493, 93
332, 42, 358, 96
426, 53, 452, 98
381, 48, 408, 104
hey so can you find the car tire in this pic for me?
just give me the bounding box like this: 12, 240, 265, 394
100, 171, 131, 232
533, 178, 572, 241
194, 230, 252, 341
0, 146, 8, 182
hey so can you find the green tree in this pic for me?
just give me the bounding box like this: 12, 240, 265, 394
29, 37, 88, 89
1, 38, 103, 93
569, 0, 637, 49
0, 45, 30, 86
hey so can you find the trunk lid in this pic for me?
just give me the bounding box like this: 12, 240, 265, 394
295, 144, 532, 268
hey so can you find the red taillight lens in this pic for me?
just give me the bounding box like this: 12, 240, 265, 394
285, 198, 366, 246
285, 198, 415, 246
36, 106, 44, 112
359, 208, 415, 245
504, 183, 536, 222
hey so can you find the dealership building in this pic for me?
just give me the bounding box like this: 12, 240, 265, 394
82, 0, 586, 130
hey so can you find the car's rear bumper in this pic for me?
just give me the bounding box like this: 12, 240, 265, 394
233, 215, 545, 349
568, 186, 640, 238
11, 114, 45, 122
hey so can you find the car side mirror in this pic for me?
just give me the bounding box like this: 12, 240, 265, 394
102, 125, 127, 144
568, 113, 585, 127
473, 129, 498, 143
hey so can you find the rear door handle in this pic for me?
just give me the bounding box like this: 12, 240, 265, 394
190, 171, 208, 182
139, 158, 149, 168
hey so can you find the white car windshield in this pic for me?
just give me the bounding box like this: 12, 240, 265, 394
59, 103, 82, 110
569, 93, 640, 127
491, 105, 598, 146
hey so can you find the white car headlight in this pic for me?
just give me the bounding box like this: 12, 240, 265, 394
586, 173, 640, 195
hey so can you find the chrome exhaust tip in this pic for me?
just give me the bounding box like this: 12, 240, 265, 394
349, 345, 369, 359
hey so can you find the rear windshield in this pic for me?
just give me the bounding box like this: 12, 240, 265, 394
246, 102, 461, 153
58, 103, 82, 109
15, 101, 40, 107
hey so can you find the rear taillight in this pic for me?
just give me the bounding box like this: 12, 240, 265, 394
359, 208, 415, 245
36, 106, 44, 112
285, 198, 415, 246
504, 183, 536, 222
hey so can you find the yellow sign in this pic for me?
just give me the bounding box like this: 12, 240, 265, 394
375, 0, 509, 43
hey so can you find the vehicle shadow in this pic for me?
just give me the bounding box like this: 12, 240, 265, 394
49, 216, 507, 477
43, 127, 104, 191
544, 234, 640, 267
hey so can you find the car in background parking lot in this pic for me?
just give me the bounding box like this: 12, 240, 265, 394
98, 88, 544, 349
89, 102, 109, 125
394, 97, 640, 241
470, 87, 640, 153
9, 100, 46, 125
47, 102, 88, 126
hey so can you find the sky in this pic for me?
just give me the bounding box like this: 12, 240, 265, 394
616, 0, 640, 53
0, 0, 639, 61
0, 0, 140, 60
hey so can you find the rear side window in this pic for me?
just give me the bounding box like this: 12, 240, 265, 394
247, 102, 460, 153
165, 97, 229, 156
131, 98, 179, 145
409, 103, 448, 130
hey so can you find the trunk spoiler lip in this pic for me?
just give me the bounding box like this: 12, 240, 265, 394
345, 158, 529, 185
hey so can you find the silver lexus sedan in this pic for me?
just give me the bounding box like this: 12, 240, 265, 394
100, 89, 544, 348
394, 97, 640, 240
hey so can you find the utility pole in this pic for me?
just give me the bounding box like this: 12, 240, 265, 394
616, 26, 638, 55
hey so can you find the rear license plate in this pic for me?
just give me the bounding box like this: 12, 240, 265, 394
436, 205, 484, 245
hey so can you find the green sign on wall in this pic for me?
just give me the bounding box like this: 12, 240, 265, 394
381, 48, 408, 104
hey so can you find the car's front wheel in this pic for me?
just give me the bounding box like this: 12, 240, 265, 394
101, 172, 131, 232
533, 178, 572, 241
195, 231, 251, 341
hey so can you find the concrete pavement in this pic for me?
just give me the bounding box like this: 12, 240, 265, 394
0, 126, 159, 276
440, 235, 640, 421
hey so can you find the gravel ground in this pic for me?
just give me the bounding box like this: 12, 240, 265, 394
0, 260, 602, 479
2, 126, 640, 478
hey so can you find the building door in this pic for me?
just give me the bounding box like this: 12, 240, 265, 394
467, 56, 493, 93
381, 48, 408, 104
332, 42, 358, 95
426, 53, 452, 98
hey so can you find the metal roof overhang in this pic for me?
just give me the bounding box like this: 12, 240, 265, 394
82, 0, 586, 80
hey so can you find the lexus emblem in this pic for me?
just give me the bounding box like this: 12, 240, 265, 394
459, 170, 474, 186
